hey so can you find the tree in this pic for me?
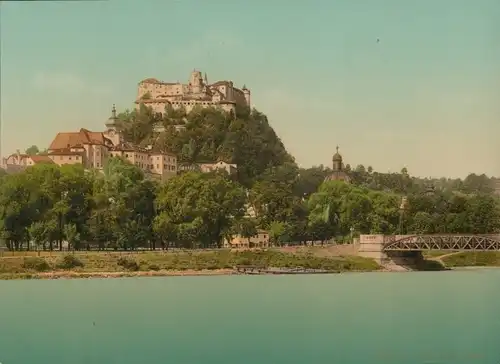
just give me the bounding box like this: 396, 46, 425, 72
25, 145, 40, 156
465, 194, 500, 234
154, 172, 246, 248
410, 211, 435, 234
63, 223, 81, 251
0, 172, 44, 250
268, 221, 291, 246
249, 163, 300, 227
295, 166, 330, 198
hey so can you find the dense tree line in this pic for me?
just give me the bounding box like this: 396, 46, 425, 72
3, 105, 498, 251
0, 157, 498, 251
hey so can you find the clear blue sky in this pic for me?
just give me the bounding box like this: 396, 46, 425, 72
1, 0, 499, 178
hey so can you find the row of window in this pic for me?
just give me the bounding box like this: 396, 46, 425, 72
134, 162, 177, 171
119, 153, 176, 163
56, 155, 80, 161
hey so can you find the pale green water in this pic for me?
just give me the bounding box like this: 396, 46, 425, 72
1, 271, 500, 364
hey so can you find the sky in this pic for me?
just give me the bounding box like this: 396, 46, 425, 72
1, 0, 499, 178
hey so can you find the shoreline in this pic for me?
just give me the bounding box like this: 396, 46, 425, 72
0, 268, 379, 280
0, 269, 236, 280
2, 266, 498, 280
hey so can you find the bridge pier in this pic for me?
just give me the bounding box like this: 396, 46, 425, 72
359, 234, 418, 266
358, 235, 386, 264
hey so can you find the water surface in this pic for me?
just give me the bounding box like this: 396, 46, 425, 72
1, 271, 500, 364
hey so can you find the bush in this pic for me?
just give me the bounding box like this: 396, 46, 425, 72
56, 255, 84, 270
22, 257, 51, 272
148, 264, 160, 271
117, 257, 139, 271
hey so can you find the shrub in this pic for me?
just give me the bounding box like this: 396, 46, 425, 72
22, 257, 51, 272
56, 255, 84, 270
117, 257, 139, 271
148, 264, 160, 271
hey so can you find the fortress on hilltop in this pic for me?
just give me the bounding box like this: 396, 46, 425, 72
135, 69, 251, 114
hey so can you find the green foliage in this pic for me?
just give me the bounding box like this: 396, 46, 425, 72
154, 171, 246, 248
118, 104, 293, 186
25, 145, 40, 156
306, 180, 500, 239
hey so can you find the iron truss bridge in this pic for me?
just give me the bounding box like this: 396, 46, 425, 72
383, 235, 500, 251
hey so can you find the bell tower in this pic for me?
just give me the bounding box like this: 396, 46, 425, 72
104, 104, 122, 146
332, 146, 343, 172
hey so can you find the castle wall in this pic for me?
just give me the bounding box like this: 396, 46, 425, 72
233, 88, 247, 105
136, 71, 247, 114
138, 82, 185, 101
137, 99, 235, 114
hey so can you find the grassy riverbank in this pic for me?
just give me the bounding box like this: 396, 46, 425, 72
0, 249, 381, 280
441, 252, 500, 267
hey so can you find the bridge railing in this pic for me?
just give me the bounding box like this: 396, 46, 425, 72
382, 234, 500, 251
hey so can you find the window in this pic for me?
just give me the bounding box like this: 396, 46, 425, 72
69, 157, 72, 160
96, 163, 100, 168
156, 164, 159, 169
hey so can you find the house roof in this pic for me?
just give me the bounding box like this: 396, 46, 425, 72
48, 128, 108, 150
324, 171, 351, 183
30, 155, 54, 164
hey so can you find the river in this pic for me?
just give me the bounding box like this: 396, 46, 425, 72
1, 270, 499, 364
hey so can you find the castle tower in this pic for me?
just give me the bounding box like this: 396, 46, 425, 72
242, 85, 251, 106
104, 104, 122, 146
189, 69, 203, 93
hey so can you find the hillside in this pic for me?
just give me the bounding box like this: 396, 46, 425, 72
117, 104, 294, 185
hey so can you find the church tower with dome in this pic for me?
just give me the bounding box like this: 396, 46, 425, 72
324, 146, 351, 183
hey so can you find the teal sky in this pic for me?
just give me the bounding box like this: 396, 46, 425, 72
1, 0, 499, 178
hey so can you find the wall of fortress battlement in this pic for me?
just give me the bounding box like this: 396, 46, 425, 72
135, 70, 250, 114
137, 98, 236, 114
